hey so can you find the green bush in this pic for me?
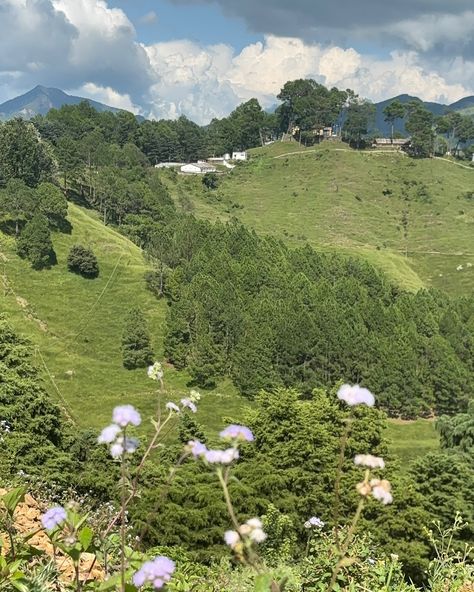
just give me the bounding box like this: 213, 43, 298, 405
17, 212, 55, 269
121, 307, 154, 369
67, 244, 99, 278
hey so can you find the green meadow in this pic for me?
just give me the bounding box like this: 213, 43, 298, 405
167, 141, 474, 294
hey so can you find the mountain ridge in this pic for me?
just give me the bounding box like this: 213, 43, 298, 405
0, 85, 121, 121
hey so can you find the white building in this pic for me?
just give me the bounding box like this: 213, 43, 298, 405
232, 151, 247, 161
180, 163, 217, 174
154, 162, 184, 169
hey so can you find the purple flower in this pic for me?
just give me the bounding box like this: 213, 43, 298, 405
41, 506, 67, 530
112, 405, 141, 427
133, 556, 175, 589
219, 424, 254, 442
308, 516, 325, 528
187, 440, 207, 457
204, 448, 239, 464
97, 424, 121, 444
181, 398, 197, 413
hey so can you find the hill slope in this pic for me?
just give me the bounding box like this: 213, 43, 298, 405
0, 85, 121, 120
0, 203, 242, 429
166, 141, 474, 295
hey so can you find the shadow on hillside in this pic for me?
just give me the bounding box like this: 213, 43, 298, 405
67, 188, 95, 210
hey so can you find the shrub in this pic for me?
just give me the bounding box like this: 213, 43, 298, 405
17, 213, 55, 269
121, 307, 154, 369
67, 244, 99, 278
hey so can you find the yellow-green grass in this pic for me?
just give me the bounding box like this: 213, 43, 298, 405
168, 142, 474, 294
0, 203, 244, 433
386, 419, 439, 466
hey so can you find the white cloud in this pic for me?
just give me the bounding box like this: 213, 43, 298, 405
0, 1, 472, 124
70, 82, 141, 113
143, 36, 473, 123
139, 10, 158, 25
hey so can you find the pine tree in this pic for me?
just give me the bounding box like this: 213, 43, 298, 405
121, 307, 154, 369
17, 212, 55, 269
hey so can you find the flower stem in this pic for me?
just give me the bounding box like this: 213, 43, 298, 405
120, 430, 127, 592
333, 418, 352, 552
217, 467, 240, 531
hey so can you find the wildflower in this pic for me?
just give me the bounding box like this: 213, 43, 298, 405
165, 402, 180, 413
147, 362, 164, 381
204, 448, 239, 464
133, 556, 175, 589
112, 405, 141, 427
457, 265, 464, 271
308, 516, 325, 528
371, 479, 393, 505
181, 398, 197, 413
246, 518, 262, 529
337, 384, 375, 407
109, 436, 139, 458
189, 389, 201, 402
224, 530, 240, 549
187, 440, 207, 457
97, 424, 121, 444
250, 528, 267, 543
219, 424, 254, 442
354, 454, 385, 469
304, 521, 312, 529
41, 506, 67, 530
356, 481, 372, 497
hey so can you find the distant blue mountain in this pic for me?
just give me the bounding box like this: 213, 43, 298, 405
0, 85, 121, 121
373, 93, 474, 136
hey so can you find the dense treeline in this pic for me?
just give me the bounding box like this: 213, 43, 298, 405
152, 217, 473, 417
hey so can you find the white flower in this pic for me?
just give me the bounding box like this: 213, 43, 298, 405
337, 384, 375, 407
308, 516, 325, 528
304, 521, 312, 529
224, 530, 240, 548
98, 424, 121, 444
189, 389, 201, 402
112, 405, 141, 427
110, 442, 124, 459
246, 518, 262, 529
354, 454, 385, 469
457, 265, 464, 271
370, 479, 393, 505
249, 528, 267, 543
166, 402, 180, 413
147, 361, 164, 381
181, 398, 197, 413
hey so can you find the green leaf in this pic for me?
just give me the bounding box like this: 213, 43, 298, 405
1, 487, 26, 516
78, 526, 94, 552
254, 574, 273, 592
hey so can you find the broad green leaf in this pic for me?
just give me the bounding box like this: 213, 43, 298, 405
1, 487, 26, 516
78, 526, 94, 551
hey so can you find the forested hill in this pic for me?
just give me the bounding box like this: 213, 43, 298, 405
0, 108, 474, 422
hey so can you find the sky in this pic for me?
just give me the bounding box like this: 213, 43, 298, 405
0, 0, 473, 124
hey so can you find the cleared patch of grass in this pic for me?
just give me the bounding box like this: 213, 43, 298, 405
168, 141, 474, 293
386, 419, 439, 466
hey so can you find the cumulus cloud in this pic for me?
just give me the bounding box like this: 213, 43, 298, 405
143, 36, 473, 124
0, 0, 152, 100
70, 82, 141, 113
0, 0, 472, 125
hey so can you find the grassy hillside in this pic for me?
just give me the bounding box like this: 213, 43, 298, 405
167, 141, 474, 294
0, 196, 439, 462
0, 203, 244, 431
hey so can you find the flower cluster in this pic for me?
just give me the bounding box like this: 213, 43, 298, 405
187, 424, 254, 465
133, 556, 175, 590
41, 506, 67, 530
354, 454, 385, 469
357, 478, 393, 505
224, 518, 267, 551
147, 361, 164, 382
187, 439, 239, 464
337, 384, 375, 407
98, 405, 141, 458
304, 516, 325, 529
